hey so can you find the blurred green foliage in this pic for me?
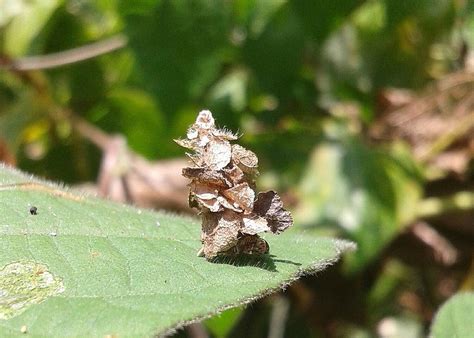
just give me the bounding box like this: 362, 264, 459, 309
1, 0, 473, 337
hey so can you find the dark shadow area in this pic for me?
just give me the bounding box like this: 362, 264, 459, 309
269, 255, 302, 267
210, 254, 303, 272
210, 254, 278, 272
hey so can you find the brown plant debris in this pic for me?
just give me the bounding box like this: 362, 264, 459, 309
176, 110, 293, 259
371, 70, 474, 175
71, 116, 190, 212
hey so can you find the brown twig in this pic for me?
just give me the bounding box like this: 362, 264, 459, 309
0, 35, 127, 71
70, 114, 113, 151
410, 221, 459, 265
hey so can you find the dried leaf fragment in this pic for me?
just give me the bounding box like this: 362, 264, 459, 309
232, 144, 258, 169
242, 216, 270, 235
183, 168, 229, 188
176, 110, 293, 259
200, 211, 240, 258
223, 235, 269, 256
222, 183, 255, 212
205, 140, 232, 170
232, 144, 259, 177
254, 191, 293, 234
195, 110, 215, 130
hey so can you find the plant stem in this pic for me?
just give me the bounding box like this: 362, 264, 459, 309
0, 34, 127, 71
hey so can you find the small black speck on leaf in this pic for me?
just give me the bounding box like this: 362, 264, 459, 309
29, 206, 38, 215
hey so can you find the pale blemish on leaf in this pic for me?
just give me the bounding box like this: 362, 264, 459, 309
0, 261, 65, 320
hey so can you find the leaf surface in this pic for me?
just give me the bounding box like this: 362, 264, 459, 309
430, 292, 474, 338
0, 165, 354, 337
295, 137, 421, 272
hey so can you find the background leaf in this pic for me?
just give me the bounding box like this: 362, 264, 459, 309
124, 0, 232, 119
204, 307, 243, 338
1, 0, 62, 56
430, 292, 474, 338
295, 135, 422, 272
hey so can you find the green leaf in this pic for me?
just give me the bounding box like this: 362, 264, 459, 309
318, 0, 459, 100
243, 3, 305, 99
205, 307, 243, 338
295, 135, 421, 272
1, 0, 62, 56
430, 292, 474, 338
0, 90, 38, 150
233, 0, 287, 38
0, 164, 354, 337
118, 0, 162, 16
208, 69, 248, 113
106, 88, 165, 159
290, 0, 362, 43
124, 1, 232, 118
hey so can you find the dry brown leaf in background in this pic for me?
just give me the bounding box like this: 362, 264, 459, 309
371, 71, 474, 176
72, 117, 190, 212
0, 139, 16, 166
176, 110, 293, 259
